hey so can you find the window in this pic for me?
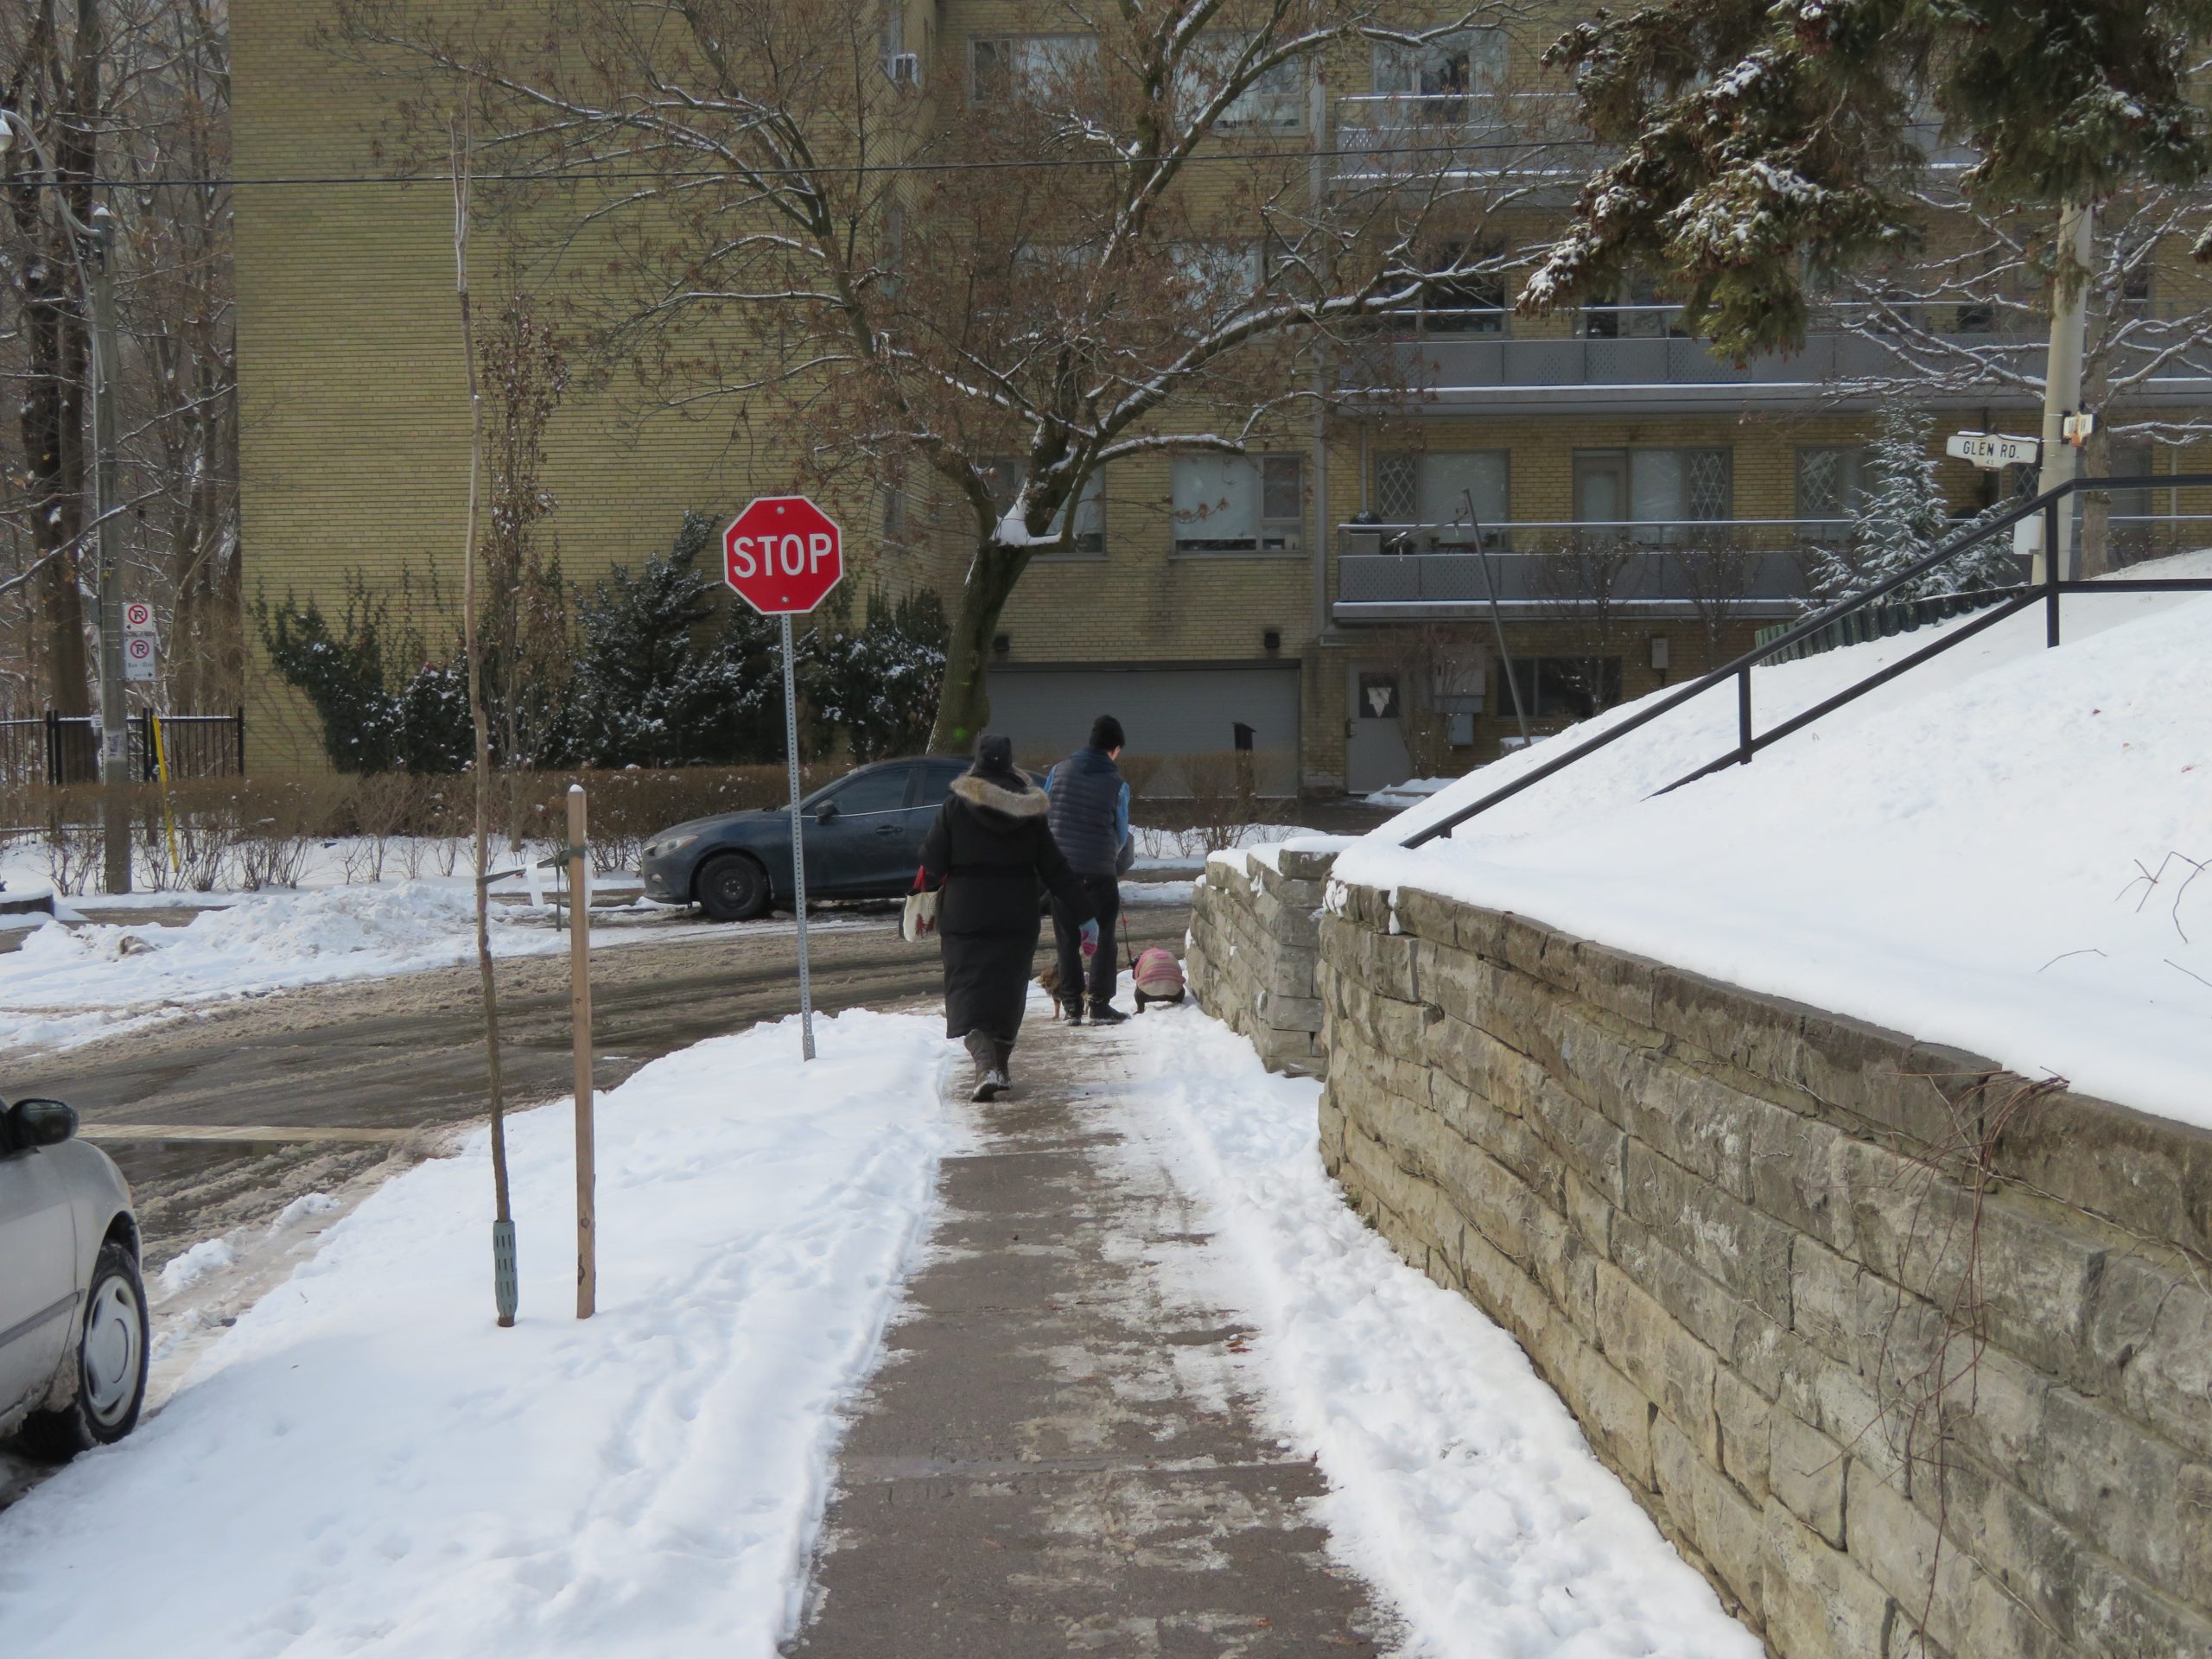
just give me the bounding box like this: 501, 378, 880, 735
1416, 244, 1506, 334
1168, 241, 1265, 310
1180, 35, 1305, 130
1795, 446, 1867, 539
1370, 27, 1506, 121
1580, 270, 1687, 339
1173, 454, 1303, 552
823, 766, 912, 816
1499, 657, 1622, 719
969, 34, 1098, 106
2120, 261, 2153, 319
1573, 448, 1732, 538
1373, 450, 1509, 545
982, 457, 1104, 554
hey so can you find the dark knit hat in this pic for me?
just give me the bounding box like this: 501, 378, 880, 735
975, 733, 1016, 772
1090, 715, 1125, 752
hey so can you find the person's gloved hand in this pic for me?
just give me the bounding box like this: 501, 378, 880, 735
1079, 918, 1100, 958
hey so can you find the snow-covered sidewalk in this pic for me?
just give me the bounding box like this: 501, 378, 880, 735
1114, 1007, 1760, 1659
0, 1009, 958, 1658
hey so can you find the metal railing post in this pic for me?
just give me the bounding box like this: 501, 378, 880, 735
2045, 497, 2063, 647
1737, 667, 1753, 766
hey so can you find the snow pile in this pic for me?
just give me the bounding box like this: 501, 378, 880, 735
1120, 1010, 1762, 1659
1363, 775, 1458, 809
0, 882, 552, 1052
154, 1237, 238, 1298
1348, 561, 2212, 1128
0, 1008, 958, 1658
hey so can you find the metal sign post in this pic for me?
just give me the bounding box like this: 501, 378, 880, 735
779, 613, 816, 1061
724, 494, 844, 1062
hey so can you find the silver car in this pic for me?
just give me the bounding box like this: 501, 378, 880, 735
1, 1097, 149, 1458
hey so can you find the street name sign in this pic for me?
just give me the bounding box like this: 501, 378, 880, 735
1946, 431, 2040, 470
722, 495, 846, 1062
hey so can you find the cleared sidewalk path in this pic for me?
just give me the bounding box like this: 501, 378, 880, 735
784, 1014, 1395, 1656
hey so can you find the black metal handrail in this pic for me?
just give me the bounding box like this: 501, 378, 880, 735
1401, 473, 2212, 848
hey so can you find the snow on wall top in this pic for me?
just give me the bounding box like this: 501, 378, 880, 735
1337, 554, 2212, 1130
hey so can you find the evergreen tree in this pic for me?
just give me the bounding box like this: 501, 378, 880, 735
1808, 407, 2018, 606
559, 512, 785, 766
802, 587, 949, 763
1524, 0, 2212, 357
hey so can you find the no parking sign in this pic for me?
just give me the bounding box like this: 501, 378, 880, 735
122, 633, 156, 682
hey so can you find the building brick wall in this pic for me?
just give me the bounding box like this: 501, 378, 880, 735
1190, 850, 2212, 1657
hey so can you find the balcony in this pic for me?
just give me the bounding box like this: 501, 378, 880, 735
1334, 520, 1834, 623
1331, 92, 1586, 192
1340, 302, 2212, 415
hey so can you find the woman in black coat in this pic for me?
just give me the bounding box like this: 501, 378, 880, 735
918, 734, 1096, 1101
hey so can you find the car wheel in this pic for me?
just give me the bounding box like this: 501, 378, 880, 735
21, 1239, 149, 1460
696, 853, 772, 922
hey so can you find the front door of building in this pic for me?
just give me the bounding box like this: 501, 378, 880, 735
1345, 666, 1413, 794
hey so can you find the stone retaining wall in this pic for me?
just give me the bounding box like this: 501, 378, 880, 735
1185, 843, 1340, 1074
1192, 850, 2212, 1657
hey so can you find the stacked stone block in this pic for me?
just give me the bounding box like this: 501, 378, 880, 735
1185, 844, 1341, 1074
1188, 855, 2212, 1658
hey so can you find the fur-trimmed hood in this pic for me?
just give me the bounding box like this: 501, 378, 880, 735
952, 772, 1047, 818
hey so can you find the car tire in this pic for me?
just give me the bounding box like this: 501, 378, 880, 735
21, 1238, 149, 1461
696, 853, 772, 922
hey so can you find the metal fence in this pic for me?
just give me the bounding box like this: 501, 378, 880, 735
0, 709, 245, 790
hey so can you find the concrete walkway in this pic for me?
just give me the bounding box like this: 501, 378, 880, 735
784, 1014, 1395, 1656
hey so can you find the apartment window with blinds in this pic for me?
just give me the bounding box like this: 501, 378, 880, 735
982, 457, 1104, 555
1172, 454, 1303, 552
969, 35, 1099, 106
1179, 35, 1306, 130
1373, 450, 1510, 545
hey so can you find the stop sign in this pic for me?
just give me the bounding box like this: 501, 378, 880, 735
724, 496, 844, 615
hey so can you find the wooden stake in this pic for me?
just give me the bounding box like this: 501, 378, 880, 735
569, 784, 596, 1319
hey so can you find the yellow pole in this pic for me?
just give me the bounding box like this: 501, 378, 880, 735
152, 712, 180, 875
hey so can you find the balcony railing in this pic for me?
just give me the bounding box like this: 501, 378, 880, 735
1341, 300, 2212, 410
1334, 512, 2210, 621
1331, 91, 1586, 185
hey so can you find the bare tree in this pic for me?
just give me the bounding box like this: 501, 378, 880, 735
1832, 181, 2212, 575
1669, 541, 1758, 671
1, 0, 102, 721
327, 0, 1561, 750
1531, 535, 1634, 714
0, 0, 236, 724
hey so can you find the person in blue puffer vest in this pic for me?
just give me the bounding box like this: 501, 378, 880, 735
1046, 715, 1133, 1025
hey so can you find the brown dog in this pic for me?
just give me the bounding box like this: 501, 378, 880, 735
1037, 962, 1067, 1020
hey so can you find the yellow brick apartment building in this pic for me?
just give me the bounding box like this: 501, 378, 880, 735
233, 3, 2212, 792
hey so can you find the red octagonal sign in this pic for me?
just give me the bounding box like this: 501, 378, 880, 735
724, 495, 844, 615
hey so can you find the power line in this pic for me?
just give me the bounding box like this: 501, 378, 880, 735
23, 133, 1624, 192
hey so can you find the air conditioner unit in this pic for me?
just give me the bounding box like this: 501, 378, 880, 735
886, 52, 921, 87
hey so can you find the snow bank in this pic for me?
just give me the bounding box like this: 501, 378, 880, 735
0, 1008, 958, 1658
1118, 1009, 1761, 1659
0, 882, 552, 1052
1346, 563, 2212, 1128
1363, 775, 1457, 809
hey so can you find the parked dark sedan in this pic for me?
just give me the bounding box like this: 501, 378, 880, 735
642, 757, 980, 921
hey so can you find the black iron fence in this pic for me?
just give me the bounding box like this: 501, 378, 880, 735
0, 709, 245, 791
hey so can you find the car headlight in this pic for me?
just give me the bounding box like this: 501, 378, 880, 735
646, 833, 699, 860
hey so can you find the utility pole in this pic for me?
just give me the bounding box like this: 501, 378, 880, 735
91, 202, 131, 894
2032, 200, 2094, 583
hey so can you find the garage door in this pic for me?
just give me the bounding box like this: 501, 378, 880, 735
983, 665, 1300, 791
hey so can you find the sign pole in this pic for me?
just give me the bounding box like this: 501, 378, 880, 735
567, 784, 596, 1318
780, 612, 817, 1062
